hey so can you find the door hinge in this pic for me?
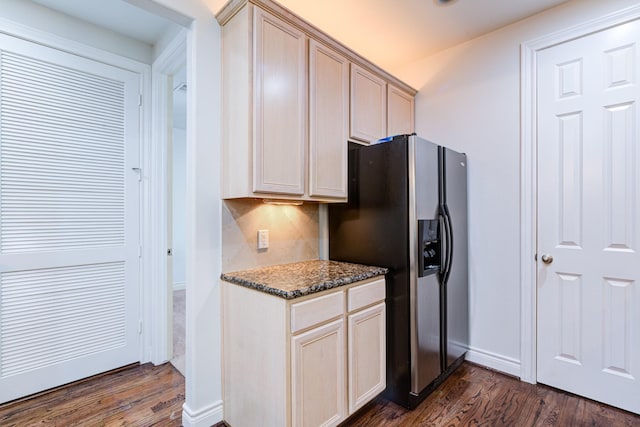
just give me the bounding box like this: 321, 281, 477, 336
167, 248, 172, 256
138, 94, 143, 107
132, 167, 142, 182
138, 245, 142, 258
138, 320, 143, 334
534, 253, 538, 261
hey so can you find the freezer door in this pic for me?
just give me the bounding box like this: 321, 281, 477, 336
442, 148, 469, 367
411, 136, 442, 393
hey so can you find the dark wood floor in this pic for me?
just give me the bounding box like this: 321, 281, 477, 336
0, 363, 184, 427
1, 361, 639, 426
345, 362, 640, 426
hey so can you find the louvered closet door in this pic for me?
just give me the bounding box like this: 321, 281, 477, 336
0, 33, 141, 403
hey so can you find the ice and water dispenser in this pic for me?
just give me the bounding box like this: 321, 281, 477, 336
418, 219, 440, 277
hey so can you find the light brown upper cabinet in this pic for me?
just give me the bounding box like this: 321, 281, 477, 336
217, 0, 416, 201
309, 40, 349, 199
254, 8, 307, 195
387, 85, 415, 136
350, 64, 387, 144
221, 5, 309, 199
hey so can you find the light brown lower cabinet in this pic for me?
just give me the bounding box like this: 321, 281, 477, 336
348, 302, 386, 414
292, 318, 346, 426
222, 276, 386, 427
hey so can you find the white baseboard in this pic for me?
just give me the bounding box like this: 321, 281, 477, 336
466, 346, 521, 378
182, 401, 223, 427
173, 282, 186, 291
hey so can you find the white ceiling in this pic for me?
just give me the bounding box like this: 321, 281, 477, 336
272, 0, 570, 72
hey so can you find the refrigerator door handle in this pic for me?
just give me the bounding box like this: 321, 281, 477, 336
443, 204, 454, 285
439, 206, 451, 281
438, 209, 445, 277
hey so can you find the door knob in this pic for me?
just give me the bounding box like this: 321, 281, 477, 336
541, 254, 553, 264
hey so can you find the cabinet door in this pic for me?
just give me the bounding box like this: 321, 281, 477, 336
348, 303, 386, 414
387, 84, 414, 136
309, 40, 348, 199
253, 8, 307, 195
291, 318, 346, 427
350, 64, 387, 143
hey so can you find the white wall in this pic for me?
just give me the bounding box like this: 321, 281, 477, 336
172, 127, 186, 287
0, 0, 154, 63
154, 25, 185, 61
150, 1, 223, 426
396, 0, 640, 374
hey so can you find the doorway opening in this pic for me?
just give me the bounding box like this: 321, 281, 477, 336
169, 64, 187, 375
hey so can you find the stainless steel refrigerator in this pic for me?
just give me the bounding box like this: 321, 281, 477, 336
328, 134, 468, 409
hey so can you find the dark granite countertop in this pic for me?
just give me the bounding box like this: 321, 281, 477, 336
221, 260, 388, 299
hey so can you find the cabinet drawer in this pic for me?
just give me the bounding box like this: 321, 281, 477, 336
291, 291, 345, 333
347, 278, 385, 312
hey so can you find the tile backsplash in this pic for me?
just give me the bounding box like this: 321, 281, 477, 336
221, 199, 319, 272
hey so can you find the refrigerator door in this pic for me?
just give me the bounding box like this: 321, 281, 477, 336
442, 147, 469, 368
410, 136, 442, 394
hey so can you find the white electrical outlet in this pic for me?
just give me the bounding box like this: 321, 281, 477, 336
257, 229, 269, 249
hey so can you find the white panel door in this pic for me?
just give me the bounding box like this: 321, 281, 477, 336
0, 34, 140, 403
537, 19, 640, 414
